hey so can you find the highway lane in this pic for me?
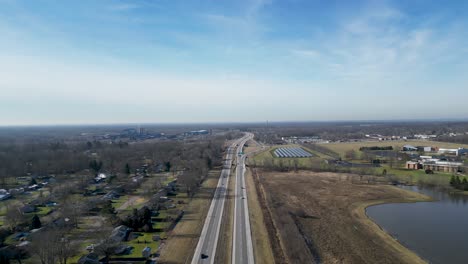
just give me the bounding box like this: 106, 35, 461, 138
232, 133, 255, 264
191, 134, 250, 264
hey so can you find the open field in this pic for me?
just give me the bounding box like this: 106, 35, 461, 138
256, 170, 431, 264
158, 170, 221, 264
322, 140, 468, 158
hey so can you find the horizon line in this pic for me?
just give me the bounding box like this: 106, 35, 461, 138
1, 117, 468, 128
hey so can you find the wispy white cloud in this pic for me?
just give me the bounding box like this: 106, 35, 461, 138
108, 3, 141, 11
290, 49, 320, 58
246, 0, 272, 18
1, 0, 468, 124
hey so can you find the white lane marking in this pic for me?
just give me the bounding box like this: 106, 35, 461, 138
232, 135, 255, 264
191, 137, 248, 264
242, 154, 255, 264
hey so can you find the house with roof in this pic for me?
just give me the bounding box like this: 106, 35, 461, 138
0, 189, 11, 201
402, 145, 418, 151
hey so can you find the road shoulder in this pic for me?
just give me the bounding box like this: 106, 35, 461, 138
245, 166, 275, 264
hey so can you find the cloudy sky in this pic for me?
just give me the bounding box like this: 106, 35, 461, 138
1, 0, 468, 125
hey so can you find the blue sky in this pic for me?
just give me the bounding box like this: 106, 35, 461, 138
1, 0, 468, 125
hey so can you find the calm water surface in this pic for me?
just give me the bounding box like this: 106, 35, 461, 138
366, 186, 468, 264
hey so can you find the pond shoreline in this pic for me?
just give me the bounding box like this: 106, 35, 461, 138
364, 184, 468, 264
356, 185, 432, 264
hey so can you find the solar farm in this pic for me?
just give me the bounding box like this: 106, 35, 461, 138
274, 147, 313, 158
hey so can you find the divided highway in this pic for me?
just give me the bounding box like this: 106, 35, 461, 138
232, 133, 255, 264
191, 133, 252, 264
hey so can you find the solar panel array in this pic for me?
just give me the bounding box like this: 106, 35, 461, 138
274, 147, 313, 158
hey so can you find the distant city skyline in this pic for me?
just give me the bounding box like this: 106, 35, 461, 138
1, 0, 468, 125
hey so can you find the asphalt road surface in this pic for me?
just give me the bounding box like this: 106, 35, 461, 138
232, 133, 255, 264
191, 134, 251, 264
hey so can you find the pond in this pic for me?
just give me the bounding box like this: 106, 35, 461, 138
366, 185, 468, 264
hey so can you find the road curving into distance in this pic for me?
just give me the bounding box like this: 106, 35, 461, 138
191, 133, 253, 264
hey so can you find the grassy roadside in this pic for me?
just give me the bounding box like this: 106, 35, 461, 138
158, 169, 221, 264
245, 167, 275, 264
250, 168, 287, 263
351, 186, 432, 264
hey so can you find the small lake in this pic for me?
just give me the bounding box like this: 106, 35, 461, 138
366, 185, 468, 264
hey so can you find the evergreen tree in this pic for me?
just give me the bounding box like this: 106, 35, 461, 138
30, 214, 41, 229
125, 163, 131, 175
89, 160, 103, 175
462, 177, 468, 191
450, 175, 456, 186
29, 178, 37, 185
102, 200, 115, 215
165, 161, 171, 172
455, 176, 462, 187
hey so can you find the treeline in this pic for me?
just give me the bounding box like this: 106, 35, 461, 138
302, 143, 340, 159
450, 176, 468, 191
252, 121, 468, 142
359, 146, 393, 151
436, 135, 468, 145
0, 135, 227, 188
253, 158, 381, 176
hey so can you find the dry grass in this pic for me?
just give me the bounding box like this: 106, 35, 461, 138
158, 170, 221, 264
257, 170, 431, 264
245, 167, 275, 264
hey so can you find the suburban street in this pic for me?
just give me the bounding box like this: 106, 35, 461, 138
191, 133, 252, 264
232, 133, 255, 264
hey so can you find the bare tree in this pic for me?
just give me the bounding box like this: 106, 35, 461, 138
178, 170, 198, 197
29, 229, 58, 264
293, 159, 299, 172
5, 201, 24, 232
56, 236, 76, 264
60, 200, 84, 229
94, 237, 122, 264
345, 149, 357, 160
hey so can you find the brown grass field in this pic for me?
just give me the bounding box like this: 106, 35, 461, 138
255, 170, 431, 264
